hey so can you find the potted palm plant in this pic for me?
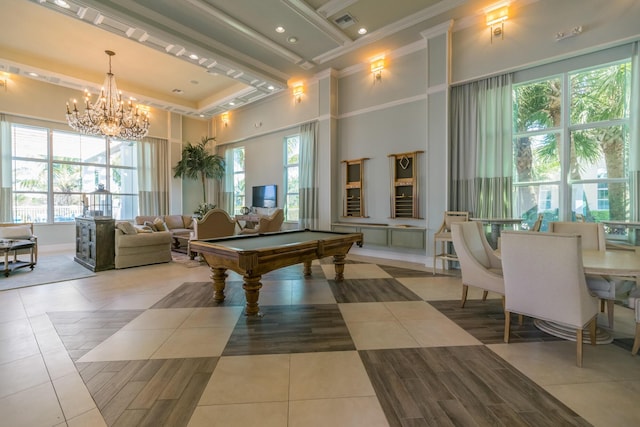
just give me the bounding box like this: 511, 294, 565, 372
173, 136, 225, 218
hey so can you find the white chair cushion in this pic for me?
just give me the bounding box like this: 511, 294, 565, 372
0, 226, 33, 239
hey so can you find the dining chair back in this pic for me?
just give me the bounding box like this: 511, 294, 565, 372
433, 211, 469, 274
531, 213, 544, 232
548, 221, 615, 327
547, 221, 606, 251
451, 221, 504, 308
501, 231, 599, 367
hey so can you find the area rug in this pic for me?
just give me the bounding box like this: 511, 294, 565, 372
0, 255, 95, 291
171, 251, 207, 268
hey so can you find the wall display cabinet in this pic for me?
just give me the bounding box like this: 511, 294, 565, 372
74, 217, 115, 272
388, 151, 423, 219
341, 158, 368, 218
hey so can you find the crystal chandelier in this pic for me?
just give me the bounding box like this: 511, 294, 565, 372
66, 50, 150, 140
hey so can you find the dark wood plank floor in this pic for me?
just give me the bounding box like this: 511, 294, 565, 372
360, 346, 591, 427
76, 357, 217, 427
223, 304, 355, 356
329, 278, 423, 303
428, 299, 563, 345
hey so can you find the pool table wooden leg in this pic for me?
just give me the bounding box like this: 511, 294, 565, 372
211, 267, 228, 303
243, 274, 263, 316
303, 260, 312, 276
333, 254, 346, 281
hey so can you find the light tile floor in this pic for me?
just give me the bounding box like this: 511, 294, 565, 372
0, 246, 638, 426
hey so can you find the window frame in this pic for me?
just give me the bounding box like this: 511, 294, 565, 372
512, 59, 631, 226
283, 134, 300, 222
10, 123, 139, 223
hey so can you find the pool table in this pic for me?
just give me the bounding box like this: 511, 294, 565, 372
189, 229, 363, 316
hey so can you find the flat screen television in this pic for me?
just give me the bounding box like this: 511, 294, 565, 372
252, 184, 277, 208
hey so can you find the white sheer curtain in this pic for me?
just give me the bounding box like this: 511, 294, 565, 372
0, 115, 12, 222
218, 144, 234, 214
137, 136, 169, 216
450, 74, 513, 218
298, 121, 318, 229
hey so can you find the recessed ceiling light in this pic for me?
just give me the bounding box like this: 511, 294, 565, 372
27, 72, 39, 77
189, 54, 199, 60
229, 102, 235, 106
172, 89, 184, 94
267, 85, 275, 90
199, 114, 205, 118
358, 27, 367, 35
287, 36, 298, 44
54, 0, 70, 9
275, 26, 285, 33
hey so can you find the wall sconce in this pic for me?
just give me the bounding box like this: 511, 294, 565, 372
292, 84, 304, 103
0, 73, 9, 91
221, 112, 229, 127
370, 57, 385, 83
485, 5, 508, 43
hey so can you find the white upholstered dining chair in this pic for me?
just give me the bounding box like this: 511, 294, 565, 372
501, 231, 599, 368
451, 221, 504, 308
547, 221, 616, 327
433, 211, 469, 274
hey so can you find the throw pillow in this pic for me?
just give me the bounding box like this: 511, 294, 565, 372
116, 222, 138, 235
143, 221, 158, 231
136, 227, 153, 233
153, 217, 169, 232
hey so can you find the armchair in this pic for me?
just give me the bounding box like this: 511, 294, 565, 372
451, 221, 504, 308
239, 208, 284, 235
188, 208, 236, 258
501, 231, 599, 367
548, 221, 616, 327
0, 223, 38, 264
432, 211, 469, 274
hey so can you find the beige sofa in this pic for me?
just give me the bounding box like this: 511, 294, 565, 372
135, 215, 194, 238
135, 215, 194, 250
114, 222, 172, 269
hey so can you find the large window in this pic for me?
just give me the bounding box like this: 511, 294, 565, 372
232, 147, 245, 214
10, 124, 138, 223
512, 60, 631, 230
284, 135, 299, 221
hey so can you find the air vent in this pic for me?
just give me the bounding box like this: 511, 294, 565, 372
333, 13, 356, 29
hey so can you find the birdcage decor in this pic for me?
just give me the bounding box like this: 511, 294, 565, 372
87, 184, 112, 218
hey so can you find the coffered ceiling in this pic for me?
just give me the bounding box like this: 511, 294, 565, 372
0, 0, 499, 119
